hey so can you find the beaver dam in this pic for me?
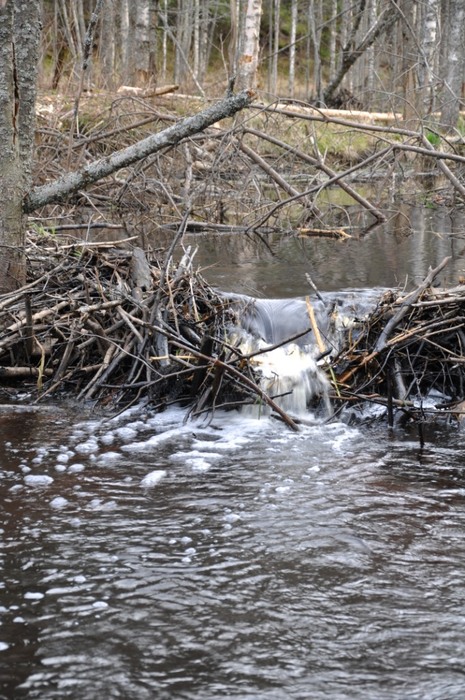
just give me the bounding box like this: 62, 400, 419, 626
0, 235, 464, 432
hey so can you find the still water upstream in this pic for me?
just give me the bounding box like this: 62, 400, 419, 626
2, 206, 465, 699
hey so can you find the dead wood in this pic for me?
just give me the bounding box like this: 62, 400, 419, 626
0, 232, 300, 429
25, 89, 254, 213
243, 127, 386, 221
329, 257, 465, 425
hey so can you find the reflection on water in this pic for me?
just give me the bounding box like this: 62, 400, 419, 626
1, 403, 465, 699
178, 204, 465, 296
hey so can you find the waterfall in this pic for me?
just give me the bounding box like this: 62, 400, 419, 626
227, 290, 383, 417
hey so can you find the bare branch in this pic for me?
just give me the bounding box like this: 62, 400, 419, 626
24, 90, 254, 214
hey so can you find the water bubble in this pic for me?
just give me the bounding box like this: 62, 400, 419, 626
50, 496, 69, 509
24, 474, 53, 488
140, 470, 167, 487
68, 463, 85, 473
24, 592, 44, 600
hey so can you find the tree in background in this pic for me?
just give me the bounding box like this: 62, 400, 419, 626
39, 0, 465, 131
440, 0, 465, 131
0, 0, 41, 294
235, 0, 263, 91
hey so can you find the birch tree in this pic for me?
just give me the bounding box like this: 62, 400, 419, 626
235, 0, 263, 91
288, 0, 298, 96
417, 0, 440, 114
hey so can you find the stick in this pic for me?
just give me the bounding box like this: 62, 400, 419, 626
374, 256, 451, 353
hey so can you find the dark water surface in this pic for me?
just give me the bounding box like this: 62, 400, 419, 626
185, 203, 465, 296
2, 209, 465, 699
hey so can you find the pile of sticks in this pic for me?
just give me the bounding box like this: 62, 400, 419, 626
330, 256, 465, 426
0, 234, 300, 428
2, 238, 464, 431
0, 234, 222, 407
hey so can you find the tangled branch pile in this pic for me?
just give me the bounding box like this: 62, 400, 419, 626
330, 257, 465, 425
2, 236, 464, 432
0, 234, 301, 428
0, 235, 220, 406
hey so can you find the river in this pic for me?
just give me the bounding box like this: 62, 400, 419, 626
1, 205, 465, 699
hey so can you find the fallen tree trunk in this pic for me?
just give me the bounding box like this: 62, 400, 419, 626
24, 90, 254, 213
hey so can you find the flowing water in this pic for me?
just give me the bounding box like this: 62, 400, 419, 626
2, 207, 465, 699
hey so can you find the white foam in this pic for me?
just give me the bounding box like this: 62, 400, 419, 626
186, 457, 212, 471
68, 463, 85, 473
50, 496, 69, 509
75, 440, 98, 455
169, 449, 224, 464
96, 451, 121, 465
121, 427, 184, 452
140, 470, 167, 487
114, 426, 138, 440
24, 474, 53, 488
24, 592, 44, 600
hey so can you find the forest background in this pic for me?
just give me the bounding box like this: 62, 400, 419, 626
2, 0, 465, 297
43, 0, 464, 128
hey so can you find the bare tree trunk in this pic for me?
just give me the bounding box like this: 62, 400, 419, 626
328, 0, 338, 82
161, 0, 168, 81
400, 0, 418, 123
271, 0, 280, 94
440, 0, 465, 131
0, 0, 41, 294
119, 0, 129, 82
236, 0, 262, 91
288, 0, 298, 96
174, 0, 193, 85
100, 0, 116, 89
323, 2, 400, 105
135, 0, 158, 85
198, 0, 216, 84
193, 0, 200, 79
309, 0, 323, 103
416, 0, 440, 114
365, 0, 377, 106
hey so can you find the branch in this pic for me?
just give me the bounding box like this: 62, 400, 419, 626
323, 3, 401, 104
24, 90, 254, 214
243, 127, 386, 220
374, 256, 451, 353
